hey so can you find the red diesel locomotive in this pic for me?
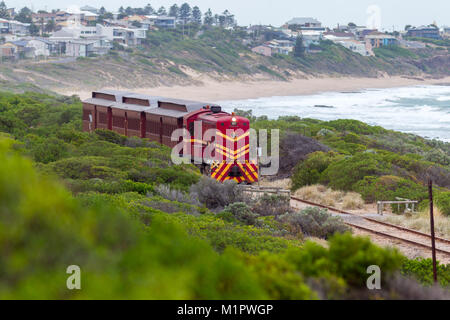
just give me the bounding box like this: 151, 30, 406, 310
82, 90, 258, 184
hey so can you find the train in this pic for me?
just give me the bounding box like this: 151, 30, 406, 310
82, 90, 258, 184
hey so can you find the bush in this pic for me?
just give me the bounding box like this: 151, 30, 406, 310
402, 258, 450, 287
436, 192, 450, 216
354, 175, 427, 212
221, 202, 260, 225
286, 233, 404, 289
190, 177, 244, 210
250, 193, 292, 216
291, 151, 343, 190
320, 152, 391, 191
155, 184, 201, 206
279, 207, 351, 239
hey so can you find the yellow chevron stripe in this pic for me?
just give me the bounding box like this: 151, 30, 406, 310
189, 139, 207, 145
216, 148, 250, 160
211, 162, 225, 179
216, 131, 249, 142
246, 162, 258, 179
217, 163, 232, 181
238, 163, 254, 183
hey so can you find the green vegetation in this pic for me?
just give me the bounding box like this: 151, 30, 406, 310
374, 45, 419, 59
1, 27, 448, 91
245, 113, 450, 215
0, 91, 449, 298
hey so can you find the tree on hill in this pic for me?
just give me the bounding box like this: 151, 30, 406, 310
169, 4, 179, 18
99, 6, 106, 15
144, 4, 154, 15
179, 3, 192, 24
157, 6, 167, 16
348, 22, 357, 27
192, 6, 202, 25
15, 7, 32, 23
0, 1, 9, 19
294, 35, 306, 58
203, 8, 214, 26
44, 19, 55, 33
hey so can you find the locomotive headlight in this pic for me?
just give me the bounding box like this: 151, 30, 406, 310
231, 117, 237, 126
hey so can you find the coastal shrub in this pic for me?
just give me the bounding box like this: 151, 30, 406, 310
190, 177, 244, 210
436, 192, 450, 216
66, 179, 154, 195
320, 152, 391, 191
286, 233, 404, 287
25, 135, 69, 164
155, 184, 201, 206
94, 129, 127, 145
354, 175, 427, 207
291, 151, 343, 190
250, 193, 292, 217
221, 202, 260, 225
279, 132, 330, 176
279, 207, 350, 239
402, 258, 450, 287
325, 119, 386, 135
341, 192, 365, 210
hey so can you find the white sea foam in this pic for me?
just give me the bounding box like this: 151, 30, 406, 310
218, 84, 450, 142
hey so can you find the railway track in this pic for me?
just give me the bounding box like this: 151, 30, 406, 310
290, 196, 450, 257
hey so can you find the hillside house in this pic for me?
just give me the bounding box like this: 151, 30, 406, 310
144, 16, 177, 29
0, 41, 34, 60
285, 17, 323, 30
25, 38, 54, 57
335, 39, 372, 56
365, 32, 398, 48
267, 39, 295, 55
406, 25, 441, 39
300, 30, 323, 47
65, 40, 96, 57
251, 45, 272, 57
0, 19, 29, 35
96, 24, 146, 46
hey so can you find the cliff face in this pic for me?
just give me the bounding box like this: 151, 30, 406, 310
0, 37, 448, 92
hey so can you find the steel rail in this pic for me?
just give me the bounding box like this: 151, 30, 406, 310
290, 196, 450, 255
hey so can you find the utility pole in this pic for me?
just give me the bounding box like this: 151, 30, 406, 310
428, 179, 438, 284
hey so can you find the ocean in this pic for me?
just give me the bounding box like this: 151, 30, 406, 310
218, 84, 450, 142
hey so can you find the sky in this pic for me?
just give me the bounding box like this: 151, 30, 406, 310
8, 0, 450, 30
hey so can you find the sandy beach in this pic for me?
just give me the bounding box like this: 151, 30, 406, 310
62, 75, 450, 102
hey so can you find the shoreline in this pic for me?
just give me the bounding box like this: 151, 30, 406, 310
60, 75, 450, 102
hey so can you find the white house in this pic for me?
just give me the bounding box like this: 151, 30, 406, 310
26, 39, 53, 57
65, 40, 96, 57
335, 39, 372, 56
96, 24, 146, 46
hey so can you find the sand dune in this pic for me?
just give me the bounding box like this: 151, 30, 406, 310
60, 75, 450, 102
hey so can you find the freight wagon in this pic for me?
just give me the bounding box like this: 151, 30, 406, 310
82, 90, 258, 184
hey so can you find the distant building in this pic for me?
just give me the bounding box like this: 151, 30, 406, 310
300, 30, 323, 47
406, 25, 441, 39
0, 19, 30, 35
0, 41, 34, 60
335, 39, 372, 56
365, 31, 398, 48
323, 31, 355, 41
144, 15, 177, 29
66, 39, 96, 57
251, 45, 272, 57
32, 12, 56, 24
80, 6, 99, 15
285, 17, 322, 29
95, 24, 146, 46
0, 19, 9, 33
267, 39, 295, 55
26, 38, 53, 56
